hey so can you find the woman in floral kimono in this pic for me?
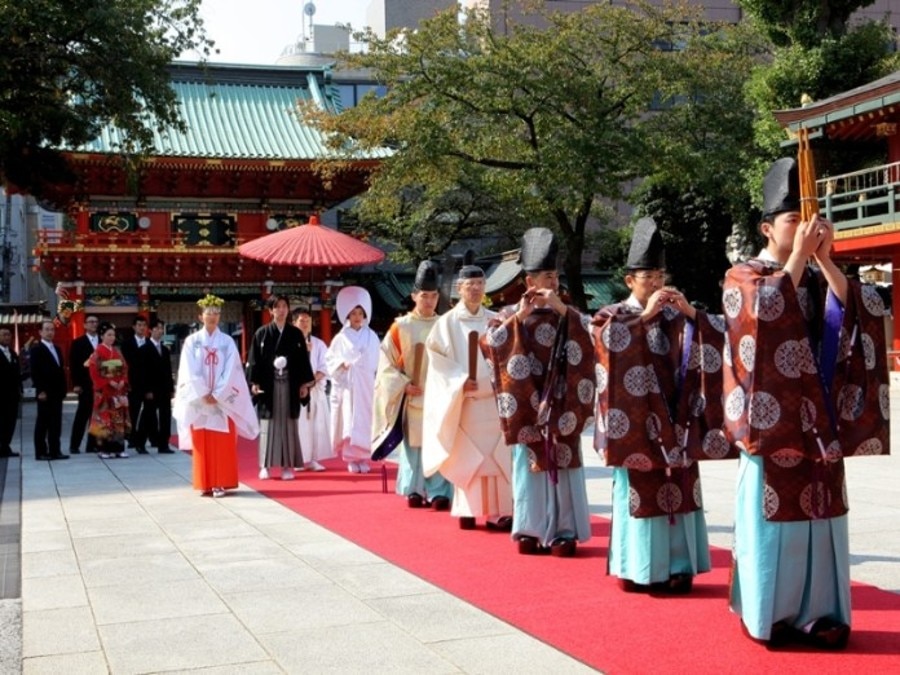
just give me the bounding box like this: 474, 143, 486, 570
89, 322, 131, 459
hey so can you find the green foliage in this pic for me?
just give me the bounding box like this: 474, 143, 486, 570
0, 0, 213, 197
309, 0, 760, 309
735, 0, 877, 47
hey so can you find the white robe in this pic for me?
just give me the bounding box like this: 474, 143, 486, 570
173, 327, 259, 450
297, 335, 334, 463
326, 325, 380, 462
421, 302, 512, 518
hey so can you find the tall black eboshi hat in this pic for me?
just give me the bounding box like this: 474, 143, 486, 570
625, 217, 665, 271
518, 227, 558, 273
762, 157, 801, 221
413, 260, 439, 292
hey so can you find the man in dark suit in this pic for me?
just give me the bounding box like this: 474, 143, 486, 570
30, 320, 69, 460
0, 326, 23, 457
139, 318, 175, 453
68, 314, 99, 454
121, 315, 149, 453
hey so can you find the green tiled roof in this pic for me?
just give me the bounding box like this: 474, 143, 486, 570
580, 273, 622, 311
80, 62, 390, 161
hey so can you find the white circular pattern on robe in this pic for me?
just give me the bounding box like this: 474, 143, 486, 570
855, 437, 883, 456
496, 393, 518, 419
580, 312, 593, 333
723, 341, 733, 367
860, 284, 886, 316
738, 335, 756, 371
645, 413, 662, 442
485, 324, 508, 347
657, 482, 683, 513
529, 353, 544, 377
603, 322, 632, 353
530, 390, 541, 411
700, 343, 723, 373
607, 409, 630, 439
527, 447, 539, 470
755, 285, 785, 321
555, 442, 573, 467
595, 363, 609, 394
517, 425, 543, 445
796, 287, 811, 321
800, 482, 829, 519
879, 383, 891, 420
687, 342, 701, 370
665, 448, 684, 466
724, 386, 746, 422
723, 287, 743, 319
773, 339, 804, 378
534, 322, 557, 347
797, 338, 818, 374
623, 453, 653, 471
838, 384, 864, 421
837, 330, 852, 363
763, 484, 780, 519
748, 391, 780, 430
646, 366, 661, 393
689, 391, 706, 418
506, 354, 532, 381
623, 366, 651, 397
629, 487, 641, 512
706, 314, 726, 333
862, 333, 876, 370
693, 478, 702, 508
566, 340, 583, 366
770, 447, 804, 468
702, 429, 730, 459
799, 397, 817, 431
558, 411, 578, 436
577, 378, 595, 405
646, 325, 671, 355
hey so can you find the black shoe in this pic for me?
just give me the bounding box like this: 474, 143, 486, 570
157, 447, 175, 454
69, 448, 81, 454
617, 578, 650, 593
50, 453, 70, 460
407, 493, 425, 509
550, 537, 577, 558
458, 516, 477, 530
36, 454, 52, 461
0, 449, 20, 458
517, 536, 542, 555
802, 618, 850, 650
650, 573, 694, 595
486, 515, 513, 532
430, 496, 451, 511
134, 447, 149, 455
86, 447, 99, 453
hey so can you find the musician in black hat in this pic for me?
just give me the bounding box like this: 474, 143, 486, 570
482, 227, 595, 556
721, 158, 888, 649
372, 260, 453, 509
421, 264, 513, 531
593, 217, 726, 592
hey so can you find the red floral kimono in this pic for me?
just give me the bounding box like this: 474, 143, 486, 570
88, 343, 131, 444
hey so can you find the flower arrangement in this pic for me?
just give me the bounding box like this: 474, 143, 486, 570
197, 294, 226, 309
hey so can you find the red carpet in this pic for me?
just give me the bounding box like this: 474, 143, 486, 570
235, 440, 900, 673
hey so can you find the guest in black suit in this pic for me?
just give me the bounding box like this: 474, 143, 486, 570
121, 315, 149, 452
30, 320, 68, 460
0, 326, 23, 457
139, 318, 175, 453
68, 314, 99, 454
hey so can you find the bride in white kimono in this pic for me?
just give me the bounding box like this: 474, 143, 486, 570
326, 286, 380, 473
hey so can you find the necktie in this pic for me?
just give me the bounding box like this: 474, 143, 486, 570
1, 347, 10, 362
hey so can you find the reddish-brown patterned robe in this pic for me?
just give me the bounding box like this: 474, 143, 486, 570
481, 306, 595, 472
593, 301, 728, 518
722, 260, 890, 522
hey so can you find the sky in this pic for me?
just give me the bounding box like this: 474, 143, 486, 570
183, 0, 372, 65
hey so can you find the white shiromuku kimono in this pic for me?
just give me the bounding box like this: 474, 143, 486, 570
298, 334, 334, 464
173, 326, 258, 449
422, 302, 512, 519
326, 288, 380, 463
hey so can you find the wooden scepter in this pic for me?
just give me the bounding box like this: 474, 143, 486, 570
412, 342, 425, 388
467, 330, 479, 383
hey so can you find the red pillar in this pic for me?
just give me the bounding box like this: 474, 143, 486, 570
137, 281, 151, 322
261, 281, 273, 325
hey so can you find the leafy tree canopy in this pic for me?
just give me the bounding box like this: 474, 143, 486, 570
735, 0, 878, 47
307, 0, 760, 309
0, 0, 212, 198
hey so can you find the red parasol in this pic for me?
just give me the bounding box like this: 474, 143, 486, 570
238, 214, 385, 267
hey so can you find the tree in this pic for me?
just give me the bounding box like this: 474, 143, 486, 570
306, 1, 758, 309
0, 0, 213, 200
735, 0, 878, 47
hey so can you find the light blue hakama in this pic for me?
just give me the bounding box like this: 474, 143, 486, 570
609, 467, 711, 585
395, 442, 453, 501
730, 452, 851, 640
510, 444, 592, 547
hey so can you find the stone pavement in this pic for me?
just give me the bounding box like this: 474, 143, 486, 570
0, 391, 898, 674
